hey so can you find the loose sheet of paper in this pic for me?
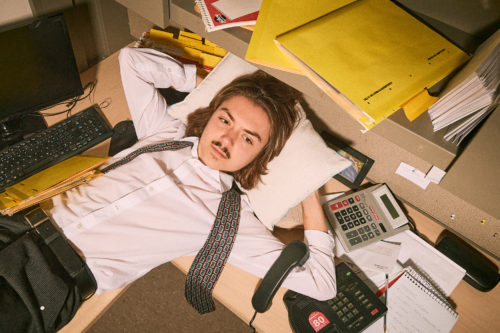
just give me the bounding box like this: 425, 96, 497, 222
426, 165, 446, 184
395, 162, 446, 189
342, 240, 401, 274
335, 230, 465, 295
387, 231, 465, 296
395, 162, 430, 189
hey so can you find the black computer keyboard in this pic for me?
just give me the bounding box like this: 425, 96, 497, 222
0, 105, 113, 192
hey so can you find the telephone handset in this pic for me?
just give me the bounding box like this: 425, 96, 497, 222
251, 240, 310, 313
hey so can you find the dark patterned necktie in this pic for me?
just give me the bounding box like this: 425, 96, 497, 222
185, 183, 241, 314
101, 140, 241, 314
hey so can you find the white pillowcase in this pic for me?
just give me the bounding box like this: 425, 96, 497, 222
168, 53, 351, 230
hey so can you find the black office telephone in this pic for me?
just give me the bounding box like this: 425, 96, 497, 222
284, 263, 387, 333
251, 241, 386, 333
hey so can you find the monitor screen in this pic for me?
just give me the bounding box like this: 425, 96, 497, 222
0, 13, 84, 123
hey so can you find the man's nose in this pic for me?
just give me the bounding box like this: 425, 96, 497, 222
220, 129, 237, 147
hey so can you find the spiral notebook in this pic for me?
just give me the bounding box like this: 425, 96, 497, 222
386, 268, 458, 333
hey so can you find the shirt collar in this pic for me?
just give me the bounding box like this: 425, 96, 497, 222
184, 136, 234, 192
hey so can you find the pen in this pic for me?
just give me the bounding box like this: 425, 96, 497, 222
376, 272, 404, 297
384, 273, 388, 332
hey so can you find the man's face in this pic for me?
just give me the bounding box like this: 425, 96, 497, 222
198, 95, 271, 172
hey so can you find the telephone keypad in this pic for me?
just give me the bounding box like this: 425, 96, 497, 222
325, 263, 387, 331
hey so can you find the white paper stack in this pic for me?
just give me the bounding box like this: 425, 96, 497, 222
428, 29, 500, 144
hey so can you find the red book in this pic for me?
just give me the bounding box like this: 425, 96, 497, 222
195, 0, 259, 32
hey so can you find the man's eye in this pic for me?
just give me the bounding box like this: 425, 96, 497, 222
219, 117, 229, 124
243, 136, 253, 145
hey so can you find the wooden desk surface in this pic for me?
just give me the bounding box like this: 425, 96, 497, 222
56, 49, 499, 332
171, 179, 500, 333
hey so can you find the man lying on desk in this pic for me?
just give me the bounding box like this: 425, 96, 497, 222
0, 47, 336, 333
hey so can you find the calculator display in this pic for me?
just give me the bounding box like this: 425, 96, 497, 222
380, 193, 399, 219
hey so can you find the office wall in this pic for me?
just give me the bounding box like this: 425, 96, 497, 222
398, 0, 500, 52
0, 0, 33, 26
1, 0, 134, 71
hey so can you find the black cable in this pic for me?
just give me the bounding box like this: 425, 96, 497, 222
248, 310, 258, 332
37, 80, 97, 118
406, 214, 419, 236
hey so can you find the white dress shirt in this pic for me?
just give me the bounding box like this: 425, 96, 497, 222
47, 47, 336, 301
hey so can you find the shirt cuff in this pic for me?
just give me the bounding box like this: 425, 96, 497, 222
181, 64, 197, 92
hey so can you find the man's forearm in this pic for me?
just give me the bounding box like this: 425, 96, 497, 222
301, 191, 329, 232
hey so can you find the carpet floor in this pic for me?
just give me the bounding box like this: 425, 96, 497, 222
86, 263, 253, 332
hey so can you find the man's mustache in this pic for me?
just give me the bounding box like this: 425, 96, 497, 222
212, 141, 230, 159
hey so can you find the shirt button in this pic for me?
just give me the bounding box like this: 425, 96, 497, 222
77, 223, 82, 229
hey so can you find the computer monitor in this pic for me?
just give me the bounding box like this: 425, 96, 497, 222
0, 13, 84, 144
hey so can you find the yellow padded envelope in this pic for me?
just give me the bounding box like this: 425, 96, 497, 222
274, 0, 470, 127
246, 0, 355, 73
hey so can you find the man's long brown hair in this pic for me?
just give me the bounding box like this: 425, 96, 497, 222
186, 70, 302, 190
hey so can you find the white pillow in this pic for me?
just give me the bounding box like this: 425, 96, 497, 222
168, 53, 351, 230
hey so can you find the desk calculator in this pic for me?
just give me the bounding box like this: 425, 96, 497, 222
284, 262, 387, 333
323, 184, 409, 252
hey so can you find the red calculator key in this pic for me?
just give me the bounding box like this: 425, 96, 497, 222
342, 200, 349, 206
330, 202, 343, 211
355, 195, 361, 202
